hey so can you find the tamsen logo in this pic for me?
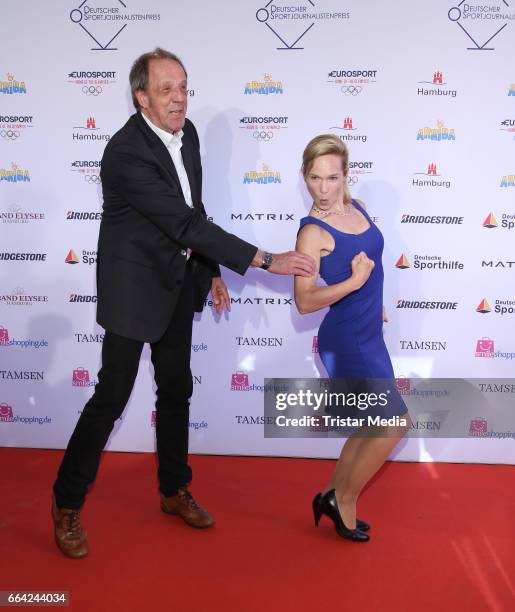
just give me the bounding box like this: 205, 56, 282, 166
500, 174, 515, 188
327, 69, 377, 95
412, 163, 451, 188
244, 74, 283, 95
239, 115, 288, 142
417, 120, 455, 141
243, 164, 282, 184
69, 1, 161, 51
399, 340, 447, 351
396, 253, 464, 271
0, 163, 30, 183
71, 160, 101, 183
72, 116, 111, 142
67, 211, 102, 221
1, 205, 44, 224
448, 1, 515, 50
0, 74, 27, 95
401, 214, 464, 225
0, 115, 34, 140
65, 250, 80, 264
330, 117, 367, 143
236, 336, 283, 347
255, 1, 350, 50
476, 298, 491, 313
417, 70, 457, 97
68, 71, 116, 96
75, 332, 104, 343
0, 287, 48, 306
0, 370, 44, 381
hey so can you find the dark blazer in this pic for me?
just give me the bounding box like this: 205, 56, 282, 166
96, 112, 257, 343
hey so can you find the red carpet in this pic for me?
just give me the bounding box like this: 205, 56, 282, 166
1, 449, 514, 611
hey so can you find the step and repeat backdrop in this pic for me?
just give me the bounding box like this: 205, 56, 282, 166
1, 1, 514, 463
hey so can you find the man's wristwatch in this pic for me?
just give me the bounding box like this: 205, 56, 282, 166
261, 252, 273, 270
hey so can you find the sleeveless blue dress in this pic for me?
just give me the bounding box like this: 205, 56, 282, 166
299, 200, 407, 418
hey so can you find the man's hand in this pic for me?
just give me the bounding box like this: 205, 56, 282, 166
251, 249, 315, 277
211, 276, 231, 314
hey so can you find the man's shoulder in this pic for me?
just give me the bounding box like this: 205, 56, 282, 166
183, 118, 199, 144
106, 113, 141, 148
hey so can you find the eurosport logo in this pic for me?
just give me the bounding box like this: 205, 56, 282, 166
500, 118, 515, 140
230, 212, 295, 222
330, 117, 368, 143
243, 164, 282, 184
477, 298, 515, 315
0, 115, 34, 140
396, 300, 458, 310
72, 116, 111, 142
244, 74, 283, 95
72, 367, 97, 387
65, 249, 97, 265
67, 71, 116, 95
483, 212, 515, 229
69, 1, 161, 51
0, 403, 51, 425
75, 332, 104, 343
416, 120, 456, 141
448, 1, 515, 50
255, 1, 350, 50
239, 115, 288, 141
0, 74, 27, 95
500, 174, 515, 188
0, 163, 30, 183
401, 214, 464, 225
347, 161, 373, 185
327, 69, 377, 95
0, 326, 48, 349
417, 70, 457, 97
71, 160, 101, 183
205, 295, 293, 308
412, 163, 451, 188
69, 294, 98, 303
67, 210, 102, 221
0, 287, 48, 306
395, 253, 464, 271
1, 206, 44, 224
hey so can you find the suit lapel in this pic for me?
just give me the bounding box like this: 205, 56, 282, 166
180, 137, 200, 210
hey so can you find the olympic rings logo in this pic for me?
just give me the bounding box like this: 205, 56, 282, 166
341, 86, 362, 95
0, 130, 20, 139
347, 176, 359, 185
252, 131, 274, 141
85, 175, 101, 184
82, 85, 103, 96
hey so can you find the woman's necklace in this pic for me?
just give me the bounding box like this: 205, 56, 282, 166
311, 202, 353, 217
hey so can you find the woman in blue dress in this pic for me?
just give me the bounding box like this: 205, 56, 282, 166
295, 135, 411, 542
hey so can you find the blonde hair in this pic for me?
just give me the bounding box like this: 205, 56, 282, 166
301, 134, 352, 204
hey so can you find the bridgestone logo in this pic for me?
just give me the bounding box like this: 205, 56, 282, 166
397, 300, 458, 310
401, 215, 463, 224
69, 294, 97, 303
67, 211, 102, 220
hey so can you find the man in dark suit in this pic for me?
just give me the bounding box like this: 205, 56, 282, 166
52, 48, 314, 558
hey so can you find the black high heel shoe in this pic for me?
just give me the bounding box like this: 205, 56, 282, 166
319, 490, 369, 542
312, 492, 370, 532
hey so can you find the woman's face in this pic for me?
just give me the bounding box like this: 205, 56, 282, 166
304, 154, 346, 211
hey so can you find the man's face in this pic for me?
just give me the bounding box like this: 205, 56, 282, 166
136, 58, 188, 134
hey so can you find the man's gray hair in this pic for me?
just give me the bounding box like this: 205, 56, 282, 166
129, 47, 187, 109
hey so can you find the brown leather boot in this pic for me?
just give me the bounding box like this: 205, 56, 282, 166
160, 487, 214, 528
51, 495, 89, 559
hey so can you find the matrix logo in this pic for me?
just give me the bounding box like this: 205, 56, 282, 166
330, 117, 368, 143
0, 74, 27, 95
417, 70, 457, 97
255, 1, 350, 50
243, 164, 282, 184
476, 298, 491, 313
0, 163, 30, 183
448, 1, 514, 50
412, 163, 451, 188
244, 74, 283, 95
416, 120, 456, 141
69, 1, 161, 51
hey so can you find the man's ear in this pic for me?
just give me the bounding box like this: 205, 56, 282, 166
135, 89, 148, 110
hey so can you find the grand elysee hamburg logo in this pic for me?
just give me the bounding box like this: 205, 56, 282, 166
448, 1, 515, 50
0, 74, 27, 95
255, 1, 350, 50
69, 1, 161, 50
1, 206, 44, 224
0, 287, 48, 306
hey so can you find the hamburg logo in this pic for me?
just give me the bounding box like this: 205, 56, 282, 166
500, 174, 515, 188
475, 337, 495, 357
395, 254, 410, 269
330, 117, 367, 143
469, 418, 487, 436
476, 298, 491, 313
417, 70, 457, 97
412, 163, 451, 188
231, 371, 250, 391
483, 212, 498, 228
65, 250, 80, 264
69, 1, 161, 51
0, 163, 30, 183
0, 74, 27, 95
244, 74, 283, 95
243, 164, 282, 184
416, 120, 456, 141
448, 1, 514, 51
255, 1, 350, 50
72, 117, 110, 142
